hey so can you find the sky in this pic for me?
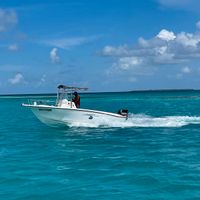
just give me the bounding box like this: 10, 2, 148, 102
1, 0, 200, 94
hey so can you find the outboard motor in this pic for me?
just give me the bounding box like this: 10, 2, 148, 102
117, 109, 128, 118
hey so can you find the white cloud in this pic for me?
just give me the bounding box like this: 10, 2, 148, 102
157, 29, 176, 41
37, 74, 46, 86
117, 57, 142, 70
0, 8, 18, 32
102, 22, 200, 74
40, 74, 46, 83
8, 44, 18, 51
102, 45, 129, 56
138, 37, 149, 48
156, 46, 167, 55
196, 21, 200, 29
182, 66, 191, 73
50, 48, 60, 63
101, 21, 200, 80
176, 66, 191, 79
176, 32, 200, 47
8, 73, 24, 84
41, 36, 99, 49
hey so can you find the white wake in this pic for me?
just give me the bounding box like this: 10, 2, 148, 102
68, 114, 200, 128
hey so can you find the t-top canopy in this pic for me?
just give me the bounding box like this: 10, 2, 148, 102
57, 84, 88, 91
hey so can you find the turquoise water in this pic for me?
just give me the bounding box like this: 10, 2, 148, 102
1, 91, 200, 199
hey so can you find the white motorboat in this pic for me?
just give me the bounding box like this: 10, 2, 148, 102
22, 85, 128, 127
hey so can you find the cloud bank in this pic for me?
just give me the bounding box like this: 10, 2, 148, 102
102, 23, 200, 74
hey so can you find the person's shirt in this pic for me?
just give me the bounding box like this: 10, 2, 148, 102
73, 95, 80, 108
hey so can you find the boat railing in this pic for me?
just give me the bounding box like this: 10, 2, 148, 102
28, 99, 56, 106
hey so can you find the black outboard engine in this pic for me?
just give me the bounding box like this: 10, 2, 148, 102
117, 109, 128, 118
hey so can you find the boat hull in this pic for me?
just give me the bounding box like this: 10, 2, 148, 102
23, 105, 127, 127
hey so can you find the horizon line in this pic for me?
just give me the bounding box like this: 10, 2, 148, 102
0, 88, 198, 96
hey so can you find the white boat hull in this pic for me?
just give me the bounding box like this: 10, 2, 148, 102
23, 104, 127, 127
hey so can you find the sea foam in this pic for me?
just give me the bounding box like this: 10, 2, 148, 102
68, 114, 200, 128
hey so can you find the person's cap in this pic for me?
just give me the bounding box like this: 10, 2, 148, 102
73, 91, 78, 95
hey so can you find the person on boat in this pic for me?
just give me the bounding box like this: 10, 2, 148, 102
72, 91, 80, 108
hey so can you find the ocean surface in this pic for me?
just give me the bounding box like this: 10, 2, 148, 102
1, 90, 200, 199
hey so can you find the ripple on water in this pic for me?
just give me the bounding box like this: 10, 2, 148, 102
1, 94, 200, 199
